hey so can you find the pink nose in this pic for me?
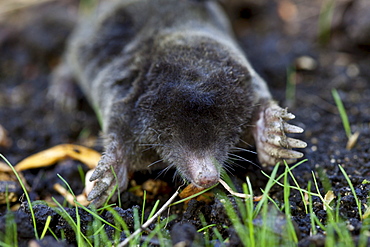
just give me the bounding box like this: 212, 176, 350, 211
188, 156, 220, 188
193, 172, 219, 188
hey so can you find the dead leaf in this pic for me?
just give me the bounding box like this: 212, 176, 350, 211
304, 192, 310, 205
53, 183, 90, 206
324, 190, 335, 211
0, 161, 12, 172
219, 179, 263, 202
362, 205, 370, 219
179, 183, 206, 199
179, 183, 214, 203
84, 169, 96, 198
1, 144, 100, 206
346, 131, 360, 150
219, 179, 251, 199
15, 144, 101, 171
253, 195, 263, 202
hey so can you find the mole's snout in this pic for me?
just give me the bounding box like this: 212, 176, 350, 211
193, 172, 219, 188
187, 156, 221, 188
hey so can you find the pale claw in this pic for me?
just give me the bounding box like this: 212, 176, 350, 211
87, 140, 129, 206
266, 135, 307, 149
287, 137, 307, 149
87, 160, 128, 206
283, 122, 304, 134
87, 167, 114, 201
253, 102, 307, 166
90, 156, 113, 181
280, 111, 295, 120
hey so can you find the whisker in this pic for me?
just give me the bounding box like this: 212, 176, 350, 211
224, 158, 236, 166
147, 159, 164, 168
224, 156, 237, 166
227, 153, 247, 161
238, 139, 253, 148
172, 170, 185, 185
228, 153, 259, 169
230, 147, 257, 154
225, 156, 245, 169
155, 163, 174, 179
222, 161, 235, 173
141, 147, 155, 152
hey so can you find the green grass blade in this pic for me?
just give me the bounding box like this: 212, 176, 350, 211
40, 216, 52, 239
52, 197, 92, 246
76, 202, 121, 231
285, 162, 308, 214
218, 193, 248, 247
141, 191, 147, 225
332, 89, 352, 138
338, 164, 363, 219
318, 0, 335, 45
0, 154, 39, 239
147, 200, 160, 220
283, 165, 298, 243
286, 65, 296, 107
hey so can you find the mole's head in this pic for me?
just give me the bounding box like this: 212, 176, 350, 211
137, 39, 255, 188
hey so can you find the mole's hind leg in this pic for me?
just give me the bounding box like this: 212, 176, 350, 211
48, 62, 79, 111
253, 101, 307, 166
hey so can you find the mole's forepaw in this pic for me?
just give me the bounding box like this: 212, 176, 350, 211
87, 152, 128, 207
253, 103, 307, 166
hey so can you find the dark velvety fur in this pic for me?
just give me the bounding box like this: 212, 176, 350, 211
138, 41, 254, 151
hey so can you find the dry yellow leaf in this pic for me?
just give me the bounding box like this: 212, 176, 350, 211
53, 183, 90, 206
362, 205, 370, 219
346, 131, 360, 150
178, 183, 214, 203
179, 183, 205, 199
84, 169, 96, 198
15, 144, 101, 171
0, 161, 12, 173
324, 190, 335, 211
218, 179, 262, 201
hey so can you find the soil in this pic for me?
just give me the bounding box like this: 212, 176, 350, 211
0, 0, 369, 246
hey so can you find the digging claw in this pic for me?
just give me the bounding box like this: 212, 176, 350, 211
287, 137, 307, 149
90, 158, 111, 181
86, 142, 129, 206
254, 102, 307, 166
87, 180, 110, 201
281, 111, 295, 120
283, 122, 304, 134
87, 162, 128, 206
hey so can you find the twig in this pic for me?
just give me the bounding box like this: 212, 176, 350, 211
218, 179, 252, 199
219, 179, 263, 201
117, 187, 180, 247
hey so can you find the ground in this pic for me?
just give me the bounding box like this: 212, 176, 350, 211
0, 0, 369, 246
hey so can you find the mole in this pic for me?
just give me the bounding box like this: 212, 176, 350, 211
52, 0, 307, 206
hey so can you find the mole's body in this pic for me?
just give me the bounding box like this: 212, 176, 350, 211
53, 0, 306, 205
